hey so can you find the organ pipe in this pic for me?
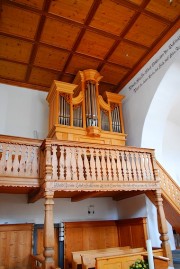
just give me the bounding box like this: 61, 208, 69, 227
85, 81, 98, 127
59, 95, 70, 126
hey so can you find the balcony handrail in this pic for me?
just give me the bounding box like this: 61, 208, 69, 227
157, 160, 180, 213
42, 138, 155, 153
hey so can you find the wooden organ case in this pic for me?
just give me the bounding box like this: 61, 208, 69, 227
47, 69, 127, 145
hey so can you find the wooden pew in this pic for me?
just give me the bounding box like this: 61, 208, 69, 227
95, 249, 165, 269
81, 247, 145, 269
72, 246, 130, 269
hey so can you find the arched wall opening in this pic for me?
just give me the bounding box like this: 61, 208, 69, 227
141, 59, 180, 185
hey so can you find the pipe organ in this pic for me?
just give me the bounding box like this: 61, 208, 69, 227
47, 69, 127, 146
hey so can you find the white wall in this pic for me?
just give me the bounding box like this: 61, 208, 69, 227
0, 194, 118, 224
0, 84, 48, 139
117, 194, 147, 219
162, 120, 180, 185
145, 196, 176, 250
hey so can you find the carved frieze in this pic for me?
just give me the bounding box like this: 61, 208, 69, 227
46, 180, 160, 192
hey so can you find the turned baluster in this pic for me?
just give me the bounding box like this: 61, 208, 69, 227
106, 149, 112, 181
59, 146, 64, 180
66, 147, 71, 180
95, 148, 101, 180
44, 141, 53, 181
115, 150, 122, 181
71, 147, 78, 180
121, 151, 127, 181
82, 148, 91, 180
134, 152, 142, 180
77, 147, 84, 180
51, 145, 58, 180
111, 150, 117, 181
100, 149, 107, 181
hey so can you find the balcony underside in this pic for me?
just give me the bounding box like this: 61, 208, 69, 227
0, 176, 179, 232
0, 180, 157, 202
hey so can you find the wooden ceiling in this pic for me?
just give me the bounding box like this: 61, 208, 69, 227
0, 0, 179, 94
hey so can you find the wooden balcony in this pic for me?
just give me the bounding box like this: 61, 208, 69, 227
0, 134, 179, 221
39, 138, 159, 193
0, 135, 159, 194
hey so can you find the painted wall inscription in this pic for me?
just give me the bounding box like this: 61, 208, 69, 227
128, 33, 180, 93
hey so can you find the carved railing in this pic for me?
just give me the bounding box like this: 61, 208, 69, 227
157, 161, 180, 213
0, 135, 41, 187
41, 139, 158, 192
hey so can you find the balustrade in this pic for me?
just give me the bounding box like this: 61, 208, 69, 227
0, 136, 41, 185
42, 141, 156, 183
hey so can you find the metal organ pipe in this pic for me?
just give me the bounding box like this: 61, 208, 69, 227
59, 95, 70, 126
91, 83, 95, 125
114, 107, 118, 132
92, 83, 98, 127
116, 106, 121, 132
59, 95, 63, 125
64, 97, 66, 125
85, 81, 98, 127
111, 105, 121, 133
112, 108, 115, 132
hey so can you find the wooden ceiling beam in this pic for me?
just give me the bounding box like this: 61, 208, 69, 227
71, 191, 100, 202
24, 0, 51, 82
113, 190, 144, 201
98, 0, 152, 72
28, 187, 44, 203
58, 0, 101, 80
0, 78, 49, 92
58, 0, 102, 81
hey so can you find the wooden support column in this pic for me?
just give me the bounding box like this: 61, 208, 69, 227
155, 189, 173, 266
43, 190, 55, 269
43, 140, 55, 269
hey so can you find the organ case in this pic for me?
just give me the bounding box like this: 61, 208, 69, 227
47, 69, 127, 145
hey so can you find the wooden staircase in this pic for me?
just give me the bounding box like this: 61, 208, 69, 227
146, 161, 180, 233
